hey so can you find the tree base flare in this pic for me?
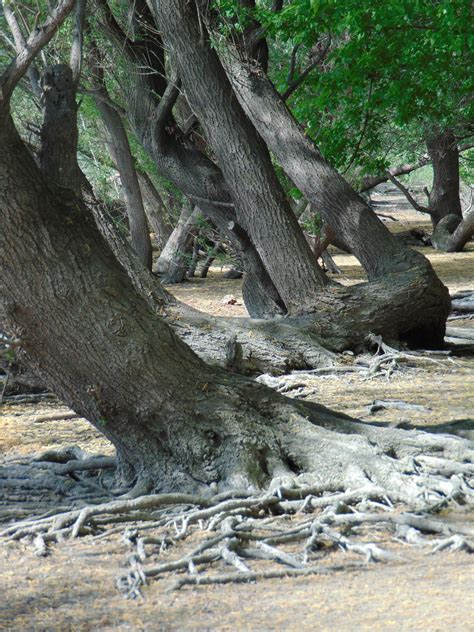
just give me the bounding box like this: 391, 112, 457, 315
1, 439, 472, 597
2, 409, 472, 599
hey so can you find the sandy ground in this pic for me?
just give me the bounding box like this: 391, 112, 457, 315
1, 198, 473, 631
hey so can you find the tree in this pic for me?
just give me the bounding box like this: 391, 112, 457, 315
0, 0, 471, 504
262, 0, 473, 242
78, 0, 449, 348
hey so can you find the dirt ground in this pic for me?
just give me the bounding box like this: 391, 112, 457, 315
1, 198, 473, 631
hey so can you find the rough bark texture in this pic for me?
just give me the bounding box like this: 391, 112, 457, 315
38, 64, 86, 196
426, 129, 463, 227
1, 118, 469, 496
155, 202, 199, 281
155, 0, 330, 316
138, 170, 173, 249
93, 88, 153, 270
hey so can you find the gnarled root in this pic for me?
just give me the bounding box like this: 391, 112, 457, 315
2, 400, 472, 596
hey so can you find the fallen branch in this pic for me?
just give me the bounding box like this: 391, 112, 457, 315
171, 562, 365, 590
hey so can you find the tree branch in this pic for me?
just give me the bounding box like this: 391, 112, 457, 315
282, 36, 331, 102
387, 174, 431, 215
286, 44, 300, 86
150, 76, 182, 143
2, 0, 42, 97
0, 0, 76, 106
70, 0, 87, 84
79, 86, 126, 116
360, 142, 474, 193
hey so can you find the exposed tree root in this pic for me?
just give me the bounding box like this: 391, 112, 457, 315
450, 291, 474, 317
1, 432, 473, 597
1, 354, 473, 597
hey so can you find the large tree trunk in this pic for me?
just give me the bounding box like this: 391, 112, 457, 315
156, 0, 329, 316
426, 129, 463, 228
2, 112, 470, 498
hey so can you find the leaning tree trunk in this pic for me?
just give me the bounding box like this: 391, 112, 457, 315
155, 0, 330, 316
137, 170, 173, 249
426, 129, 463, 228
2, 110, 471, 498
155, 201, 199, 282
153, 0, 450, 347
91, 57, 153, 270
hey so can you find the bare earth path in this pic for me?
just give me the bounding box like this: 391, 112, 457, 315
1, 199, 473, 630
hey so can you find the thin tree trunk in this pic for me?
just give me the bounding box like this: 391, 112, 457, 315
187, 234, 201, 278
137, 170, 173, 249
91, 57, 153, 270
200, 242, 222, 278
426, 129, 463, 228
155, 202, 199, 282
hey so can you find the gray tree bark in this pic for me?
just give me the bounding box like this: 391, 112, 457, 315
156, 202, 199, 283
137, 170, 173, 249
426, 129, 463, 228
91, 55, 153, 269
2, 113, 468, 496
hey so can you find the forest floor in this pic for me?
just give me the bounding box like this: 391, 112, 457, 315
1, 193, 474, 631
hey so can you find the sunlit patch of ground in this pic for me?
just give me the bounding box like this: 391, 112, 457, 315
1, 196, 473, 630
1, 536, 472, 631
